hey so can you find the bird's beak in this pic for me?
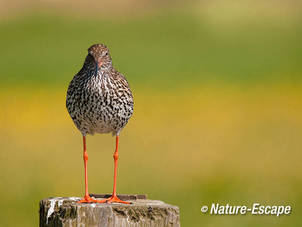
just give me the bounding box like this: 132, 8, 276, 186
94, 58, 103, 75
98, 61, 103, 68
94, 60, 99, 75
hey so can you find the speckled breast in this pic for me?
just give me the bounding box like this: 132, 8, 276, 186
66, 72, 133, 136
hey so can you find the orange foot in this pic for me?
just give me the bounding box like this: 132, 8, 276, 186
77, 195, 102, 203
97, 195, 131, 204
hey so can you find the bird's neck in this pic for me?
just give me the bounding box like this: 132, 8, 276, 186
95, 65, 112, 80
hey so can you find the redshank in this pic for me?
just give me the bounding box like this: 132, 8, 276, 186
66, 44, 134, 204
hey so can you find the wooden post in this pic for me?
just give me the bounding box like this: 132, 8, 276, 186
39, 194, 180, 227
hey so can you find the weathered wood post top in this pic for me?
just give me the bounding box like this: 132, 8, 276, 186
40, 194, 180, 227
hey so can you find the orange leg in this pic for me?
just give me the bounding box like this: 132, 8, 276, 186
78, 136, 100, 203
98, 136, 131, 204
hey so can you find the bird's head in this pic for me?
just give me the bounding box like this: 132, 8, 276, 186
87, 44, 112, 69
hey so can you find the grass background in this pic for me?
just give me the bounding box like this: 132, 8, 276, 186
0, 1, 302, 226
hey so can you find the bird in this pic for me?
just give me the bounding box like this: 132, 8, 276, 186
66, 44, 134, 204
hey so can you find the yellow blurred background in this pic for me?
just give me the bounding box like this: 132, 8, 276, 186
0, 0, 302, 226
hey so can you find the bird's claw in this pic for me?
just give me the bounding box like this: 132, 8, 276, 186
97, 195, 132, 204
77, 195, 102, 203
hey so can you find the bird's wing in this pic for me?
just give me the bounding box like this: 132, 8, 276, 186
111, 68, 130, 88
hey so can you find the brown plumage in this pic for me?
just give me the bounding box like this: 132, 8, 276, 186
66, 44, 134, 204
66, 44, 133, 136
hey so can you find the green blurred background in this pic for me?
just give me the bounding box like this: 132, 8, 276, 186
0, 0, 302, 226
